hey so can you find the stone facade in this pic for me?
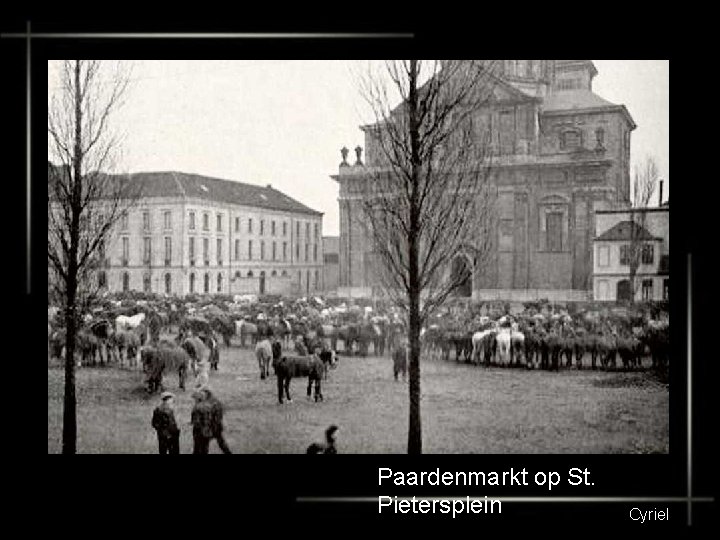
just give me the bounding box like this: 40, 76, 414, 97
333, 60, 636, 300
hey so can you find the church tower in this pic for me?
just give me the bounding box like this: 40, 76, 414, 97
551, 60, 598, 91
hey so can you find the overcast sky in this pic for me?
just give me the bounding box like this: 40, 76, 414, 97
48, 60, 669, 236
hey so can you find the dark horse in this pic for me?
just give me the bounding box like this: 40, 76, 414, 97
141, 343, 191, 394
272, 354, 325, 404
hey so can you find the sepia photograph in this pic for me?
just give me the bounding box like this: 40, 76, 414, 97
47, 59, 670, 455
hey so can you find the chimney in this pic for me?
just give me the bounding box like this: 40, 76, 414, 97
659, 179, 664, 206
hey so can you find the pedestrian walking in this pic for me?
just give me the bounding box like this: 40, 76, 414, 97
190, 389, 214, 454
203, 388, 232, 454
151, 391, 180, 454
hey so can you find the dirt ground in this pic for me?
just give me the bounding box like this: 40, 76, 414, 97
47, 340, 669, 454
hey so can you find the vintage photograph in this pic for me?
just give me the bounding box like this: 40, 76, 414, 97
47, 60, 669, 454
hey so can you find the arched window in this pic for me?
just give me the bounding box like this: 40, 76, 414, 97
271, 270, 277, 277
189, 273, 195, 293
165, 273, 171, 294
122, 272, 130, 292
314, 270, 319, 290
235, 271, 242, 279
143, 274, 151, 293
617, 280, 631, 302
247, 270, 254, 278
450, 256, 472, 297
217, 273, 223, 293
281, 270, 288, 277
260, 270, 266, 278
204, 273, 210, 293
98, 271, 107, 289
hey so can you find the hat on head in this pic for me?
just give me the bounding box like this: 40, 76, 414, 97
161, 391, 174, 401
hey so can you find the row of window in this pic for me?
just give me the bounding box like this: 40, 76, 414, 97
118, 236, 320, 265
121, 210, 321, 240
559, 128, 604, 150
188, 238, 319, 264
102, 269, 322, 295
597, 244, 655, 267
596, 278, 668, 302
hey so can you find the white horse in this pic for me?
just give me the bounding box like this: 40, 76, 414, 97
116, 313, 146, 333
495, 329, 512, 366
472, 328, 496, 365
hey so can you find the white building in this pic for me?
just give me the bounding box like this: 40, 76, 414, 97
48, 165, 325, 297
592, 204, 669, 301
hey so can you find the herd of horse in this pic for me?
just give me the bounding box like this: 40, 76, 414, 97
422, 315, 670, 372
48, 296, 670, 402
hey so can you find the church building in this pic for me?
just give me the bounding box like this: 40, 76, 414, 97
333, 60, 636, 301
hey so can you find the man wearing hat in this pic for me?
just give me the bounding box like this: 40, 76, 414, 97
151, 391, 180, 454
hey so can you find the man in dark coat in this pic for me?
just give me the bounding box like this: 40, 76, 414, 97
191, 390, 214, 454
203, 388, 232, 454
151, 391, 180, 454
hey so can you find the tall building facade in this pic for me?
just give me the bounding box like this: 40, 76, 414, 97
49, 167, 324, 297
333, 60, 636, 301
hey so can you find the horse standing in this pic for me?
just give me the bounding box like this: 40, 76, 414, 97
272, 354, 325, 404
255, 338, 273, 380
141, 343, 191, 394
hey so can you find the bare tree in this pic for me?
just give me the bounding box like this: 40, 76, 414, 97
627, 156, 659, 304
47, 60, 139, 454
356, 60, 499, 453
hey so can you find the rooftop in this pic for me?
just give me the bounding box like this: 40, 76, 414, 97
595, 220, 662, 242
541, 89, 636, 129
542, 89, 615, 111
48, 165, 322, 216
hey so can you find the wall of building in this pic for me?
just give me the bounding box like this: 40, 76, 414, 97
594, 275, 668, 302
94, 195, 323, 297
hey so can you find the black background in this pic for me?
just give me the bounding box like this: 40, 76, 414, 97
7, 11, 714, 533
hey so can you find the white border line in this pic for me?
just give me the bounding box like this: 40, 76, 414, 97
2, 32, 414, 39
26, 21, 31, 295
687, 253, 692, 526
297, 496, 714, 503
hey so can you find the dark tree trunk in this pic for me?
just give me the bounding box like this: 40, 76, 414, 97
62, 60, 82, 455
62, 304, 77, 454
407, 60, 422, 455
